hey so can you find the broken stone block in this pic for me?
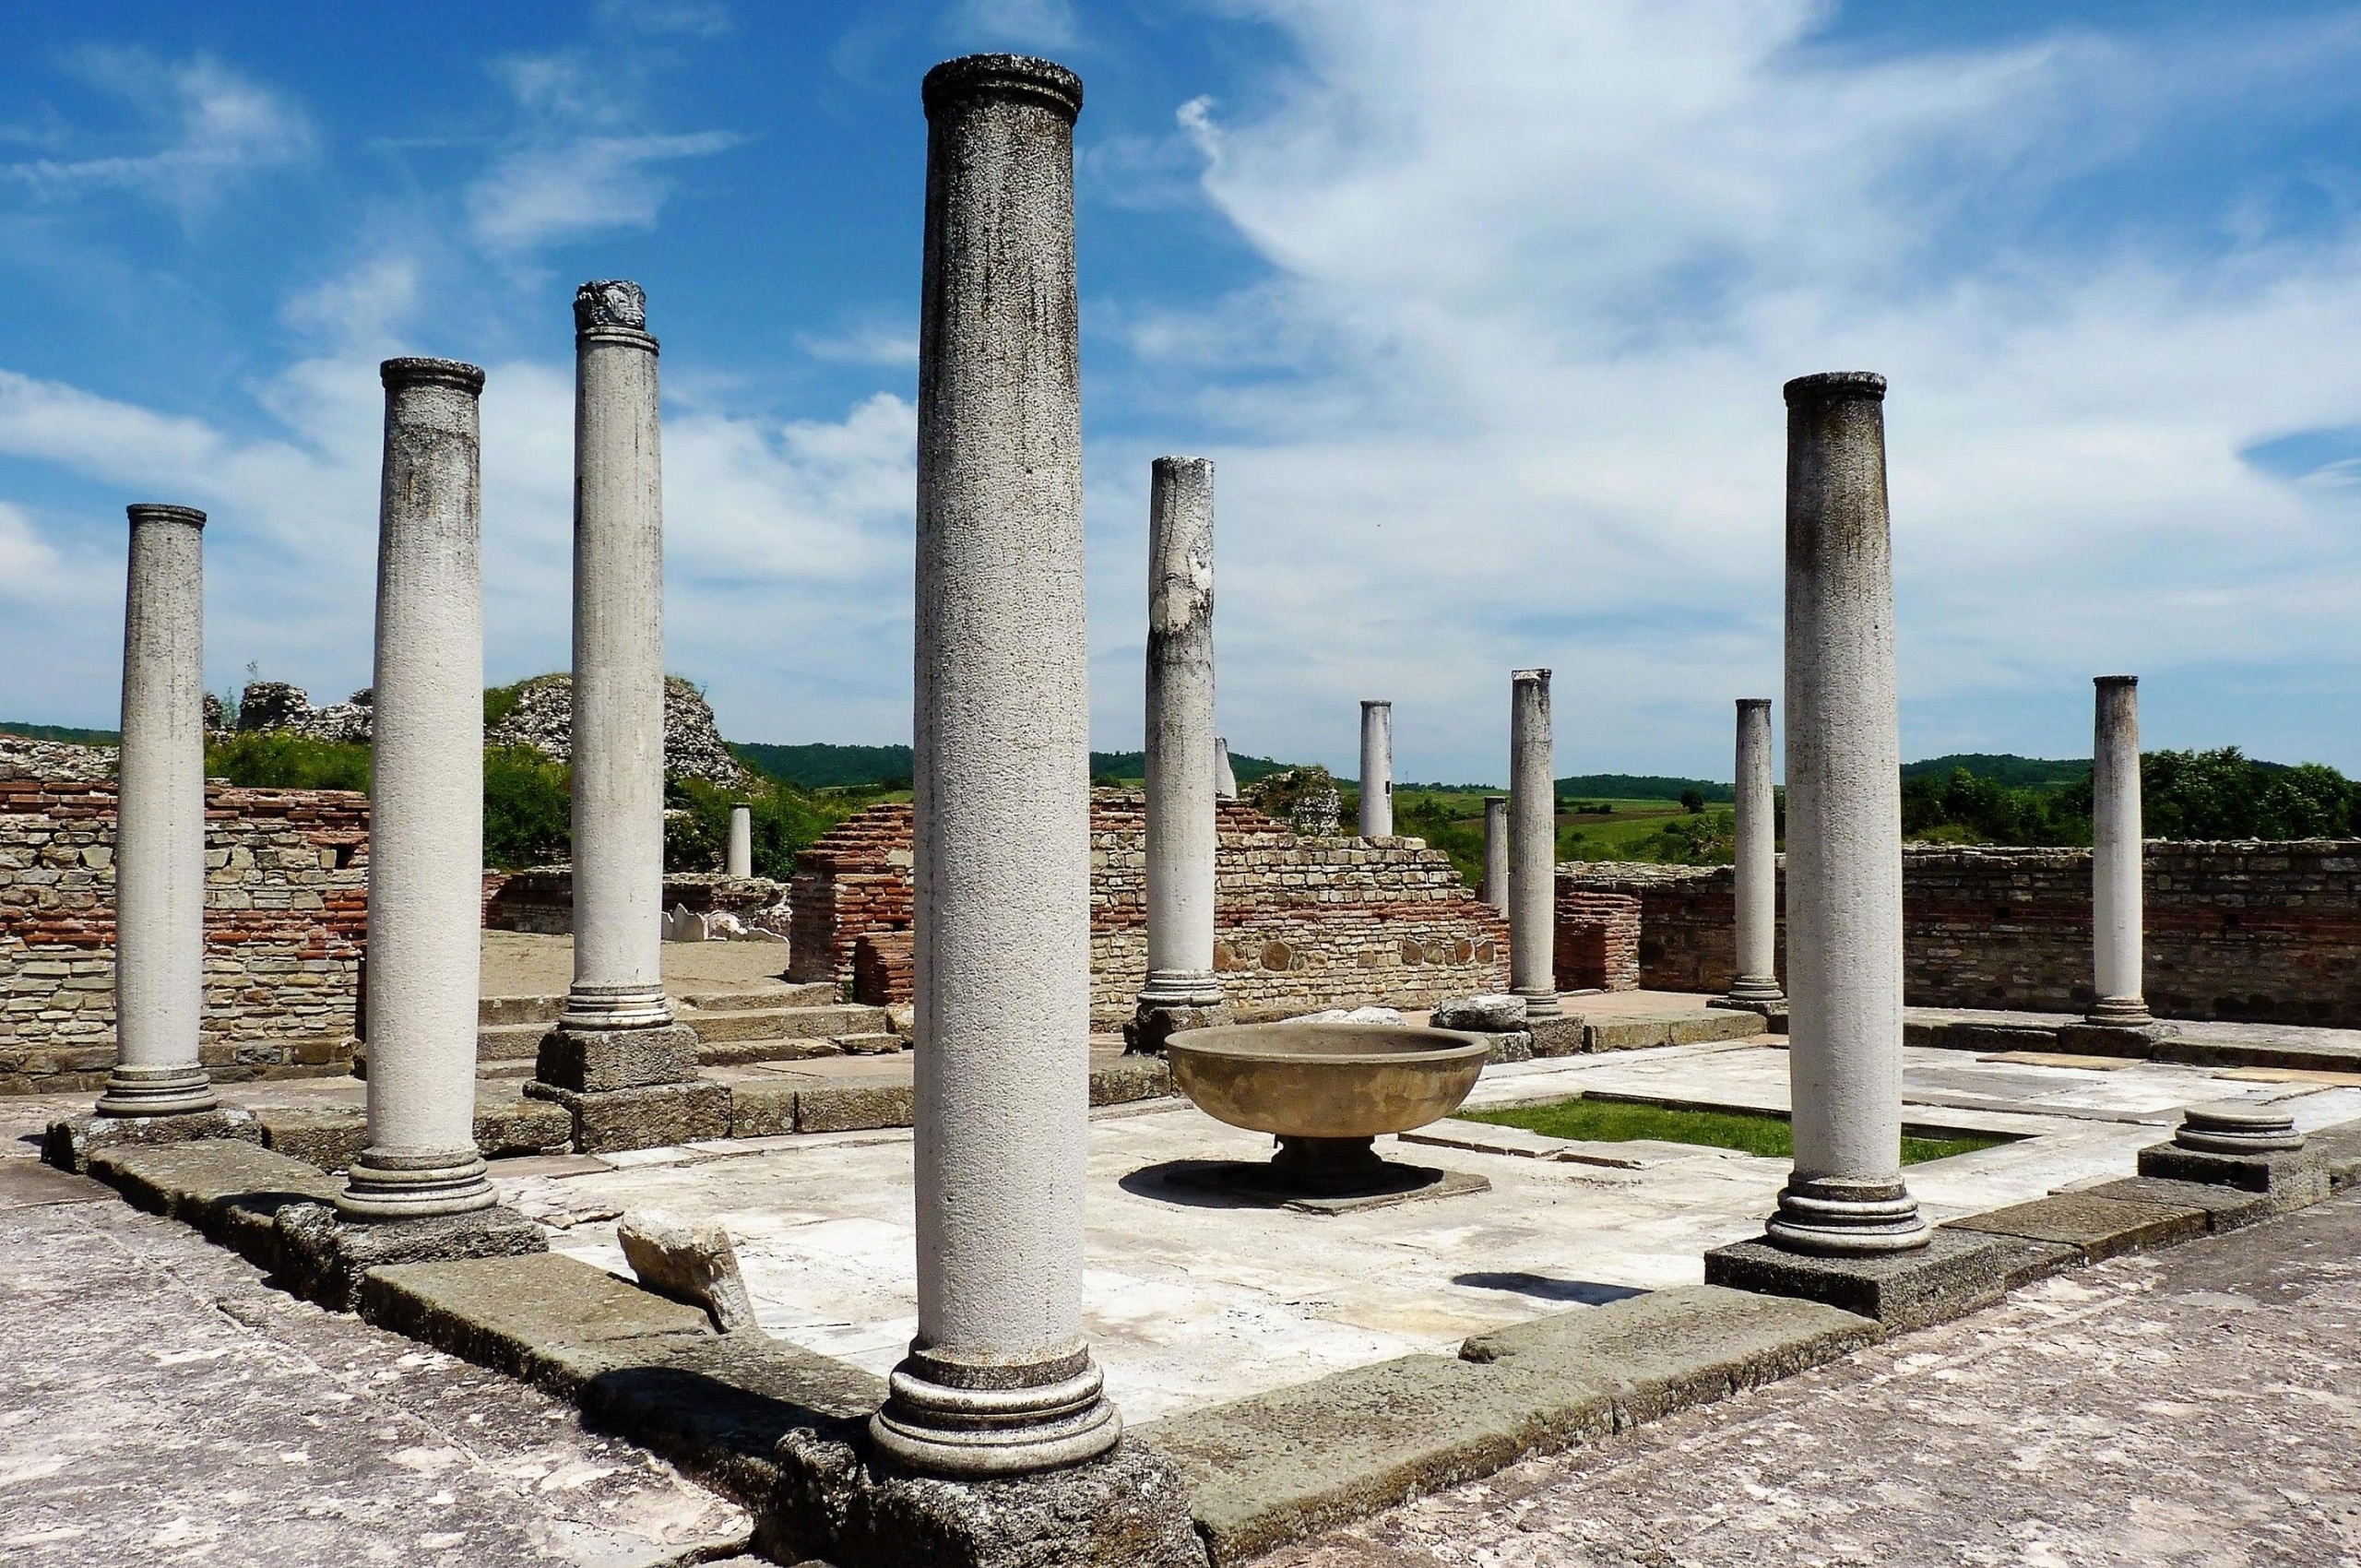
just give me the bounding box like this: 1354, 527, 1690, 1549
661, 904, 710, 943
1288, 1005, 1404, 1027
618, 1206, 757, 1333
1429, 994, 1527, 1033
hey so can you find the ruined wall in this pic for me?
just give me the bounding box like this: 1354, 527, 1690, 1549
0, 778, 368, 1094
484, 868, 790, 937
1555, 884, 1642, 992
792, 795, 1510, 1024
1561, 842, 2361, 1026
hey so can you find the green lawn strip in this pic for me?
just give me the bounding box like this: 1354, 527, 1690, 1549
1460, 1097, 2007, 1166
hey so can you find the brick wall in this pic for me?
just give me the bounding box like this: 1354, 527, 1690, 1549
853, 930, 913, 1006
1561, 842, 2361, 1026
1555, 885, 1641, 992
791, 794, 1510, 1025
1, 778, 368, 1095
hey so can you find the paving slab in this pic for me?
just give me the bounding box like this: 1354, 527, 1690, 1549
1941, 1189, 2209, 1261
2082, 1174, 2279, 1232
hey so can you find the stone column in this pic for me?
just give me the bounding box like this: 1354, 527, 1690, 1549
2089, 675, 2150, 1026
1133, 455, 1227, 1052
873, 52, 1120, 1479
726, 804, 753, 878
1215, 736, 1239, 799
1509, 670, 1560, 1018
1770, 371, 1925, 1255
1358, 701, 1393, 837
98, 505, 219, 1117
1725, 697, 1784, 1007
1482, 794, 1510, 913
339, 359, 497, 1220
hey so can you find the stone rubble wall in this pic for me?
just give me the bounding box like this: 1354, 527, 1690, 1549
0, 733, 117, 784
235, 681, 374, 744
1562, 841, 2361, 1026
1, 778, 368, 1094
791, 794, 1509, 1026
482, 867, 791, 937
1555, 884, 1642, 992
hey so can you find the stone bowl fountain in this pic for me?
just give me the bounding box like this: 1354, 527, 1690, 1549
1164, 1021, 1491, 1202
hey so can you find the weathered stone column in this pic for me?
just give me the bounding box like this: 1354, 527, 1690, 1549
1725, 697, 1784, 1007
1509, 670, 1560, 1018
1482, 794, 1510, 912
99, 504, 219, 1117
1215, 736, 1239, 799
726, 804, 753, 877
2088, 675, 2150, 1026
874, 52, 1121, 1478
340, 358, 498, 1220
1770, 371, 1925, 1254
1133, 455, 1228, 1053
1358, 701, 1393, 837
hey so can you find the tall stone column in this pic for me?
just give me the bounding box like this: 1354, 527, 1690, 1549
1133, 455, 1228, 1053
1770, 371, 1925, 1255
2089, 675, 2150, 1026
1509, 670, 1560, 1018
1358, 701, 1393, 837
340, 359, 498, 1220
1482, 794, 1510, 913
726, 804, 753, 878
1215, 736, 1239, 799
1725, 697, 1784, 1007
874, 52, 1121, 1479
99, 505, 219, 1117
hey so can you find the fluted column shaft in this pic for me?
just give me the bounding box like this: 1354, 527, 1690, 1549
1358, 701, 1393, 837
564, 281, 672, 1031
1727, 698, 1783, 1004
874, 52, 1119, 1479
101, 505, 218, 1116
1771, 371, 1924, 1255
1140, 456, 1221, 1011
2089, 675, 2149, 1025
340, 358, 494, 1221
1509, 670, 1559, 1017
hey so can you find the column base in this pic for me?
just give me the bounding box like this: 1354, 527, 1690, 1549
94, 1063, 220, 1118
534, 1021, 702, 1092
1717, 975, 1786, 1012
278, 1198, 546, 1312
1124, 983, 1232, 1054
1513, 986, 1563, 1020
2173, 1103, 2304, 1155
1765, 1175, 1929, 1256
2084, 995, 2153, 1028
558, 981, 675, 1032
869, 1342, 1122, 1479
522, 1077, 732, 1154
336, 1146, 497, 1221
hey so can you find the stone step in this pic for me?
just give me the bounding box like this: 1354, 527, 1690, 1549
479, 993, 564, 1027
477, 1021, 552, 1061
695, 1037, 847, 1068
679, 983, 837, 1012
835, 1032, 907, 1056
680, 1004, 890, 1043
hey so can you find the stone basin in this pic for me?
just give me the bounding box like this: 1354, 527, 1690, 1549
1166, 1022, 1490, 1195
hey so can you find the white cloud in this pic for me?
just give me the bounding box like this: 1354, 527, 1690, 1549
6, 52, 313, 213
468, 130, 739, 253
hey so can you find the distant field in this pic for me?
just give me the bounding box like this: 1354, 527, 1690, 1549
2, 720, 119, 744
1395, 788, 1733, 879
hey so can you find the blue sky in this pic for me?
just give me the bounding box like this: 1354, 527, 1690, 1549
4, 1, 2361, 786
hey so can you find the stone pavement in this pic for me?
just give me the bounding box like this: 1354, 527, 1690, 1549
1260, 1188, 2361, 1567
0, 1157, 750, 1567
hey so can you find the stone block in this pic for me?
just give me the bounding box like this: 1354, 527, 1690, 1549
1941, 1191, 2209, 1263
1525, 1014, 1586, 1057
730, 1080, 801, 1138
1090, 1053, 1172, 1107
1125, 1001, 1232, 1054
1484, 1030, 1535, 1064
1428, 994, 1525, 1032
2136, 1139, 2332, 1206
2081, 1175, 2279, 1233
475, 1092, 575, 1158
277, 1201, 548, 1313
43, 1105, 263, 1174
1704, 1228, 2076, 1333
768, 1429, 1209, 1568
618, 1207, 757, 1333
255, 1106, 371, 1173
796, 1081, 915, 1134
0, 1157, 111, 1211
525, 1078, 733, 1154
360, 1251, 713, 1385
535, 1022, 702, 1093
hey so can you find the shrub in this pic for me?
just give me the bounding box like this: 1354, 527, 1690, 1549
665, 776, 851, 879
204, 731, 371, 791
482, 745, 572, 869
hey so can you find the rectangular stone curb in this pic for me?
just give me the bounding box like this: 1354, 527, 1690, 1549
1525, 1015, 1586, 1057
1582, 1010, 1767, 1054
2081, 1176, 2279, 1233
1091, 1055, 1173, 1106
277, 1203, 547, 1313
88, 1139, 343, 1267
360, 1252, 715, 1384
2137, 1139, 2332, 1204
1941, 1190, 2211, 1263
1705, 1229, 2078, 1333
525, 1078, 732, 1153
253, 1097, 576, 1175
730, 1080, 801, 1138
795, 1082, 915, 1134
42, 1105, 264, 1174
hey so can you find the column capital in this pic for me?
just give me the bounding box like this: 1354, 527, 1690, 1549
923, 53, 1084, 121
575, 279, 658, 350
1784, 370, 1885, 404
126, 503, 206, 531
381, 357, 485, 394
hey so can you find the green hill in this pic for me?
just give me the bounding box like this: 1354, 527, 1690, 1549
1901, 754, 2089, 790
2, 720, 120, 744
1556, 773, 1732, 803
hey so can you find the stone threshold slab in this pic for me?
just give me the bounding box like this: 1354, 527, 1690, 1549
1895, 1012, 2361, 1075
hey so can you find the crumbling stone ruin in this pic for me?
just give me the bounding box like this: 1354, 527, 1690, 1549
234, 681, 374, 743
0, 731, 115, 783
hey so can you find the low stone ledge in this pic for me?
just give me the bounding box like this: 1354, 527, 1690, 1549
1090, 1054, 1172, 1107
359, 1252, 715, 1385
1941, 1190, 2211, 1263
2136, 1140, 2332, 1206
1704, 1229, 2077, 1334
2080, 1175, 2279, 1233
525, 1078, 731, 1154
796, 1082, 914, 1134
277, 1202, 548, 1313
87, 1138, 341, 1241
43, 1105, 263, 1173
1525, 1015, 1586, 1057
730, 1081, 801, 1138
1582, 1010, 1767, 1054
255, 1095, 576, 1174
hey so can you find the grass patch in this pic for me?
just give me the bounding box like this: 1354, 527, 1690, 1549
1461, 1096, 2010, 1165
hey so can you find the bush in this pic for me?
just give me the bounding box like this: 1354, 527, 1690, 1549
205, 731, 371, 791
482, 745, 572, 870
664, 776, 851, 879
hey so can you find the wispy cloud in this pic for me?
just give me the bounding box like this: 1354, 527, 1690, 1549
951, 0, 1079, 50
6, 51, 313, 213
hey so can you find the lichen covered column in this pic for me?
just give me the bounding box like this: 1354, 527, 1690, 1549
1509, 669, 1560, 1018
564, 280, 675, 1035
1726, 697, 1784, 1006
1358, 701, 1393, 837
99, 505, 219, 1117
1133, 455, 1227, 1052
339, 358, 496, 1221
726, 804, 753, 878
2089, 675, 2150, 1026
873, 52, 1120, 1478
1482, 794, 1509, 913
1772, 371, 1925, 1255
